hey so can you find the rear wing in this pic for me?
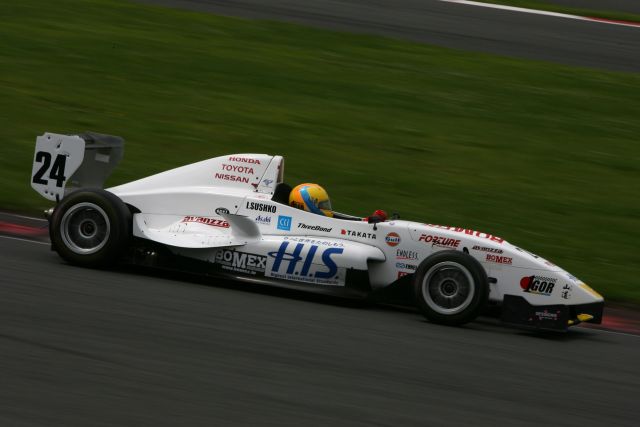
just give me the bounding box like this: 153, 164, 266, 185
30, 132, 124, 201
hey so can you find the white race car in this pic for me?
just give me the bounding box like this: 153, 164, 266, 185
31, 132, 604, 331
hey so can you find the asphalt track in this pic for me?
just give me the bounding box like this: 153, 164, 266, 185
135, 0, 640, 72
2, 235, 640, 426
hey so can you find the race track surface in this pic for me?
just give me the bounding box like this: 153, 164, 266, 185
135, 0, 640, 72
2, 236, 639, 426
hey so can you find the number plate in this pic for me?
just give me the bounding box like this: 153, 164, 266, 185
31, 133, 85, 201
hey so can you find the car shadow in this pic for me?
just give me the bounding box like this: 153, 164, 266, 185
112, 263, 606, 340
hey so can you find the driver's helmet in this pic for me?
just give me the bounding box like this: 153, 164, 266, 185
289, 183, 333, 217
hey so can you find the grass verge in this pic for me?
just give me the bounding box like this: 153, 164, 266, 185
1, 0, 639, 302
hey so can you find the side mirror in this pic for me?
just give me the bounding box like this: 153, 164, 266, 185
368, 215, 383, 231
367, 215, 383, 224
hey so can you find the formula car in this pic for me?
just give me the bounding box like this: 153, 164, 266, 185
30, 132, 604, 331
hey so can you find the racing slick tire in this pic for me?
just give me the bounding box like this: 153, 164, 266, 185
413, 250, 489, 326
50, 189, 131, 268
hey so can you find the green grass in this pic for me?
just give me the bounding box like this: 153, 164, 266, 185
1, 0, 639, 302
480, 0, 640, 22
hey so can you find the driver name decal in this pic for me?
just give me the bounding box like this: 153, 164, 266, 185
246, 201, 277, 213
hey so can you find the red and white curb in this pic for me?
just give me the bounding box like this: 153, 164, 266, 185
440, 0, 640, 28
0, 221, 48, 237
580, 306, 640, 336
0, 213, 49, 242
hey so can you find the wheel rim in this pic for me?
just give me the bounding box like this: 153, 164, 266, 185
421, 261, 476, 315
60, 202, 110, 255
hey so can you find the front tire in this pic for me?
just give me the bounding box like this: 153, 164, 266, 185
50, 189, 131, 268
413, 250, 489, 326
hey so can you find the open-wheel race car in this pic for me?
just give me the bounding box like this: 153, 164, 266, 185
30, 132, 604, 331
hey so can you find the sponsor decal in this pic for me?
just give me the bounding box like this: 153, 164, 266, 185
215, 173, 249, 183
385, 232, 401, 247
267, 241, 345, 286
534, 310, 559, 321
395, 262, 417, 271
561, 284, 572, 300
427, 224, 504, 244
182, 216, 230, 228
341, 229, 376, 239
284, 236, 343, 247
396, 249, 418, 260
397, 271, 410, 279
246, 201, 277, 213
472, 245, 503, 254
520, 275, 557, 296
255, 215, 272, 225
215, 249, 266, 276
277, 215, 292, 231
485, 254, 512, 265
262, 178, 274, 187
418, 234, 460, 248
298, 223, 332, 233
222, 164, 254, 174
228, 156, 261, 165
215, 207, 230, 215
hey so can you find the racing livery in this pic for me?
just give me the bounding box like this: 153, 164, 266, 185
30, 132, 604, 331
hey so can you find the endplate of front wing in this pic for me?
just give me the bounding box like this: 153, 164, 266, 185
501, 295, 604, 332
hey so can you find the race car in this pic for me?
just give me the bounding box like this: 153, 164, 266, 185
30, 132, 604, 331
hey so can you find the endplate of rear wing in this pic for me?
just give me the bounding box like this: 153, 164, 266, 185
31, 132, 124, 201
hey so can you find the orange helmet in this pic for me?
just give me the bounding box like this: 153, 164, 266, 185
289, 183, 333, 217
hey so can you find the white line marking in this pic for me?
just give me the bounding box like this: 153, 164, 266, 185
439, 0, 640, 28
440, 0, 584, 20
0, 212, 48, 223
581, 326, 640, 338
0, 235, 49, 245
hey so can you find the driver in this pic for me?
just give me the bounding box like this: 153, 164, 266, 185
289, 183, 333, 217
289, 183, 387, 222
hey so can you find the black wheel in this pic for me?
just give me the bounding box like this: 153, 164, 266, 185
413, 250, 489, 326
50, 189, 131, 268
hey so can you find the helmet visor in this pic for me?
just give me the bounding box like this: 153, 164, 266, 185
318, 199, 332, 211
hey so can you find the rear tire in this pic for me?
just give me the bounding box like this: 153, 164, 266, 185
50, 189, 131, 268
413, 250, 489, 326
